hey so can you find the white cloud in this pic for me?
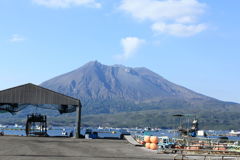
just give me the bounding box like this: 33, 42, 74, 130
152, 22, 207, 37
115, 37, 145, 60
176, 16, 196, 24
9, 34, 26, 42
33, 0, 101, 8
119, 0, 207, 37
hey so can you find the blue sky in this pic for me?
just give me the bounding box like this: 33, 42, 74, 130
1, 0, 240, 103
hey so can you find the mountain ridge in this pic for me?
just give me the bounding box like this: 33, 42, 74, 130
40, 61, 238, 115
1, 61, 240, 129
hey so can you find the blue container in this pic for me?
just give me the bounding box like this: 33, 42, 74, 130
90, 132, 98, 139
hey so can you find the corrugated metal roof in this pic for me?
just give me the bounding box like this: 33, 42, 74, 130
0, 83, 80, 106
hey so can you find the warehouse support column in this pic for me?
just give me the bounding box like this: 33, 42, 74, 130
75, 101, 82, 138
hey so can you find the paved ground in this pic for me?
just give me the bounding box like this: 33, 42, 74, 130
0, 136, 175, 160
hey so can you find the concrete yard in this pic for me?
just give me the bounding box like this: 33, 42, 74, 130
0, 136, 175, 160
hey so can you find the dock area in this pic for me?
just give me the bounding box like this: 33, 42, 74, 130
0, 136, 174, 160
